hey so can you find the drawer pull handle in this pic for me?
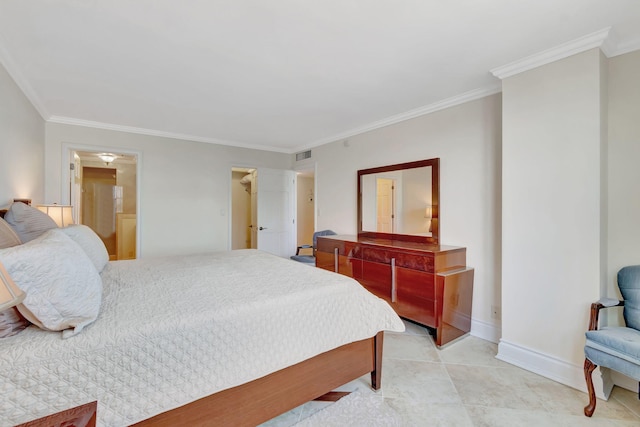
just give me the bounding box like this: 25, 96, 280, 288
334, 248, 339, 273
391, 258, 397, 302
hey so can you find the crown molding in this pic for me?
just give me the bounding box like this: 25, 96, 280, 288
296, 83, 503, 152
47, 116, 292, 153
0, 33, 50, 120
491, 27, 612, 79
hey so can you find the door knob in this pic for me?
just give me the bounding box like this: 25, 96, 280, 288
259, 226, 267, 230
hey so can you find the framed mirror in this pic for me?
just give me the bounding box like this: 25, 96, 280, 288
357, 158, 439, 244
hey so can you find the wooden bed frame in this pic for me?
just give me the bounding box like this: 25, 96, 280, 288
132, 332, 384, 426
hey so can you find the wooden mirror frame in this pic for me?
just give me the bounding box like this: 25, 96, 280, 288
357, 158, 440, 244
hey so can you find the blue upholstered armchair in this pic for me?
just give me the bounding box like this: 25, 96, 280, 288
290, 230, 336, 265
583, 265, 640, 417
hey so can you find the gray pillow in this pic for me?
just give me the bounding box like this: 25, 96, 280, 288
4, 202, 57, 243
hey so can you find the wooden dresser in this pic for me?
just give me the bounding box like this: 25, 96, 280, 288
316, 235, 474, 347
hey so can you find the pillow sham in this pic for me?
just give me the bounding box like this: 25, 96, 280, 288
60, 225, 109, 273
0, 229, 102, 338
0, 307, 30, 338
0, 218, 21, 249
4, 202, 57, 243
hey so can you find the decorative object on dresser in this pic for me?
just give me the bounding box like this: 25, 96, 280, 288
317, 158, 474, 347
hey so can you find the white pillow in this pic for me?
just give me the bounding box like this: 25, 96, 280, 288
60, 225, 109, 272
4, 202, 57, 243
0, 229, 102, 338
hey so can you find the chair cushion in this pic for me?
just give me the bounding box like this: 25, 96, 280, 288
585, 326, 640, 365
618, 266, 640, 330
290, 255, 315, 264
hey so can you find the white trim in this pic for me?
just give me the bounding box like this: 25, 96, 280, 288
299, 84, 502, 152
0, 33, 49, 119
49, 116, 291, 154
497, 339, 611, 400
470, 317, 502, 344
491, 27, 612, 79
61, 143, 143, 259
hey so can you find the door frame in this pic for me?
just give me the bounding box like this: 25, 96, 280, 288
61, 143, 143, 258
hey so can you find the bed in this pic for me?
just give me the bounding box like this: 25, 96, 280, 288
0, 206, 404, 426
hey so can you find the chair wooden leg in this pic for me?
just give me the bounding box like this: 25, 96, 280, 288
584, 358, 597, 417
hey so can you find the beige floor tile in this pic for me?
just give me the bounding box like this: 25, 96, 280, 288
465, 405, 621, 427
384, 331, 440, 362
400, 319, 431, 336
446, 364, 552, 411
387, 400, 474, 426
382, 358, 462, 405
437, 335, 509, 367
610, 386, 640, 418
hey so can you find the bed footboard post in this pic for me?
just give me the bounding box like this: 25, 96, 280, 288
371, 331, 384, 390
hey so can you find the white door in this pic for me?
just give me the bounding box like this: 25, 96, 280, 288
253, 168, 296, 257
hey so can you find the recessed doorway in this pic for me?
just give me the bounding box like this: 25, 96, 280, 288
71, 151, 138, 260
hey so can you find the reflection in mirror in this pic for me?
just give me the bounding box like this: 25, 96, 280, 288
358, 158, 439, 244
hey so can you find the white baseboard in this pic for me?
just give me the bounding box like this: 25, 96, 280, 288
497, 339, 612, 401
470, 317, 502, 344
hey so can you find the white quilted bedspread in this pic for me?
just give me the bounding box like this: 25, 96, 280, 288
0, 249, 404, 426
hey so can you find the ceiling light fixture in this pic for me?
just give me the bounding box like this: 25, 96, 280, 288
98, 153, 116, 165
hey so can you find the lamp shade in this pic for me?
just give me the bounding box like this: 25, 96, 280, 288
0, 261, 25, 312
37, 204, 74, 227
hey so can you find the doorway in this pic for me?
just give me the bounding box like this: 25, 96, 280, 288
295, 169, 315, 253
230, 167, 296, 257
71, 151, 138, 260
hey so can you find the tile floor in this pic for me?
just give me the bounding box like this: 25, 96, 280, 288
262, 320, 640, 426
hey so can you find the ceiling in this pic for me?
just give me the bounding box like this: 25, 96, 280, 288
1, 1, 639, 154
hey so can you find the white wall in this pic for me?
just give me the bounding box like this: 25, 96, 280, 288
607, 50, 640, 298
606, 50, 640, 390
499, 48, 606, 392
0, 62, 45, 206
312, 94, 503, 342
45, 123, 291, 257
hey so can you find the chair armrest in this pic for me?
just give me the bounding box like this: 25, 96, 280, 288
588, 299, 624, 331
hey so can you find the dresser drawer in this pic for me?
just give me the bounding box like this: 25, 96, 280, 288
361, 260, 391, 297
396, 267, 435, 300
